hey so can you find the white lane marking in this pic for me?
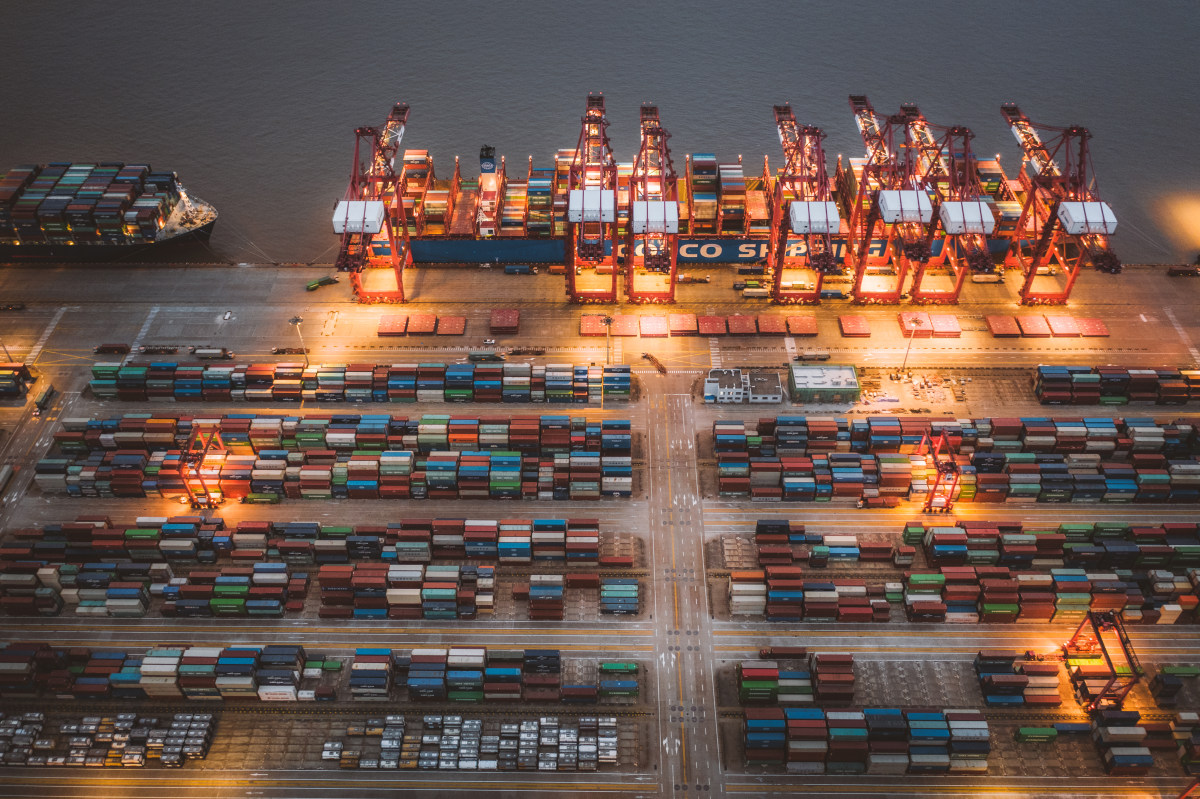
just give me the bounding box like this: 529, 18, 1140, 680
26, 306, 68, 364
708, 338, 721, 368
1164, 307, 1200, 365
124, 306, 161, 365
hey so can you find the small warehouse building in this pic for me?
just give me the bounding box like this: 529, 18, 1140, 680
788, 364, 860, 404
704, 369, 784, 404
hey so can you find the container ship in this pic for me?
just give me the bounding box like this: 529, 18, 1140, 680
335, 96, 1116, 305
0, 162, 217, 261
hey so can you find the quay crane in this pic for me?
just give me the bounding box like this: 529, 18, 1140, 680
844, 96, 933, 304
625, 104, 680, 304
768, 104, 842, 304
903, 105, 996, 303
565, 93, 619, 303
332, 102, 412, 303
1000, 103, 1119, 305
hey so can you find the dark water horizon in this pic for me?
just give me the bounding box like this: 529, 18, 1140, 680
3, 0, 1197, 265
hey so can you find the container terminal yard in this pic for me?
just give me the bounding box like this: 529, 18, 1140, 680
1, 101, 1200, 799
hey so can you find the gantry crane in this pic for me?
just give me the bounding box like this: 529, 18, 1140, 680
1063, 610, 1142, 711
902, 105, 997, 303
332, 103, 412, 303
1001, 104, 1119, 305
917, 429, 960, 512
565, 94, 619, 303
625, 105, 680, 304
768, 104, 842, 304
845, 97, 933, 304
181, 423, 225, 509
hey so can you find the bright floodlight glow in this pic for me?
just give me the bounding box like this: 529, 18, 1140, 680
1157, 192, 1200, 257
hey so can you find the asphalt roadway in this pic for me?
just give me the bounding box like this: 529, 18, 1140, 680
1, 262, 1200, 798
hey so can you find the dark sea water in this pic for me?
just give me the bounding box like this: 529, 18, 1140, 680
2, 0, 1197, 264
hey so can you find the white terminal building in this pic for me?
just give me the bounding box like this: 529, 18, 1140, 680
703, 370, 784, 404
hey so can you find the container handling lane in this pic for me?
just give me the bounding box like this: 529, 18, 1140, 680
645, 376, 720, 797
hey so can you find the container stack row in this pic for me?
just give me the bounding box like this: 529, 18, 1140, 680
743, 707, 989, 774
1035, 365, 1200, 405
1090, 710, 1169, 776
89, 362, 634, 404
900, 565, 1199, 626
40, 416, 632, 500
0, 516, 612, 568
317, 563, 492, 620
0, 642, 310, 702
916, 519, 1200, 570
728, 570, 888, 623
974, 650, 1063, 707
713, 415, 1200, 503
0, 643, 628, 707
56, 413, 628, 455
752, 519, 899, 567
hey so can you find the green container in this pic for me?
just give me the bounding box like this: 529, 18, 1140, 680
1016, 727, 1057, 743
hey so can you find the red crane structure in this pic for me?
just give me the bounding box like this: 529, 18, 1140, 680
1063, 610, 1142, 711
845, 96, 933, 304
1000, 103, 1119, 305
768, 104, 842, 304
625, 104, 680, 304
565, 94, 619, 303
916, 429, 961, 512
333, 102, 412, 303
902, 105, 997, 303
181, 423, 225, 509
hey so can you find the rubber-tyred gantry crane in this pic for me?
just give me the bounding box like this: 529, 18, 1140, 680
565, 93, 619, 303
1001, 103, 1119, 305
333, 102, 412, 303
917, 429, 960, 512
769, 104, 842, 304
845, 97, 933, 304
625, 105, 679, 304
181, 423, 225, 509
1063, 610, 1142, 711
902, 105, 997, 303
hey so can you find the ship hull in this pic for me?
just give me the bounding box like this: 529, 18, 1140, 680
385, 236, 1012, 265
0, 216, 216, 263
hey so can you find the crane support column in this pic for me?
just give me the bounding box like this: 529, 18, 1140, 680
769, 104, 843, 304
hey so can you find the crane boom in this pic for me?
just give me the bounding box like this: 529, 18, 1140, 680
625, 104, 680, 303
565, 94, 619, 302
999, 103, 1119, 304
333, 102, 412, 303
769, 103, 841, 303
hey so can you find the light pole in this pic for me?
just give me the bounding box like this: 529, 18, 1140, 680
601, 315, 613, 366
900, 316, 924, 374
0, 338, 11, 362
600, 315, 614, 411
289, 316, 308, 367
